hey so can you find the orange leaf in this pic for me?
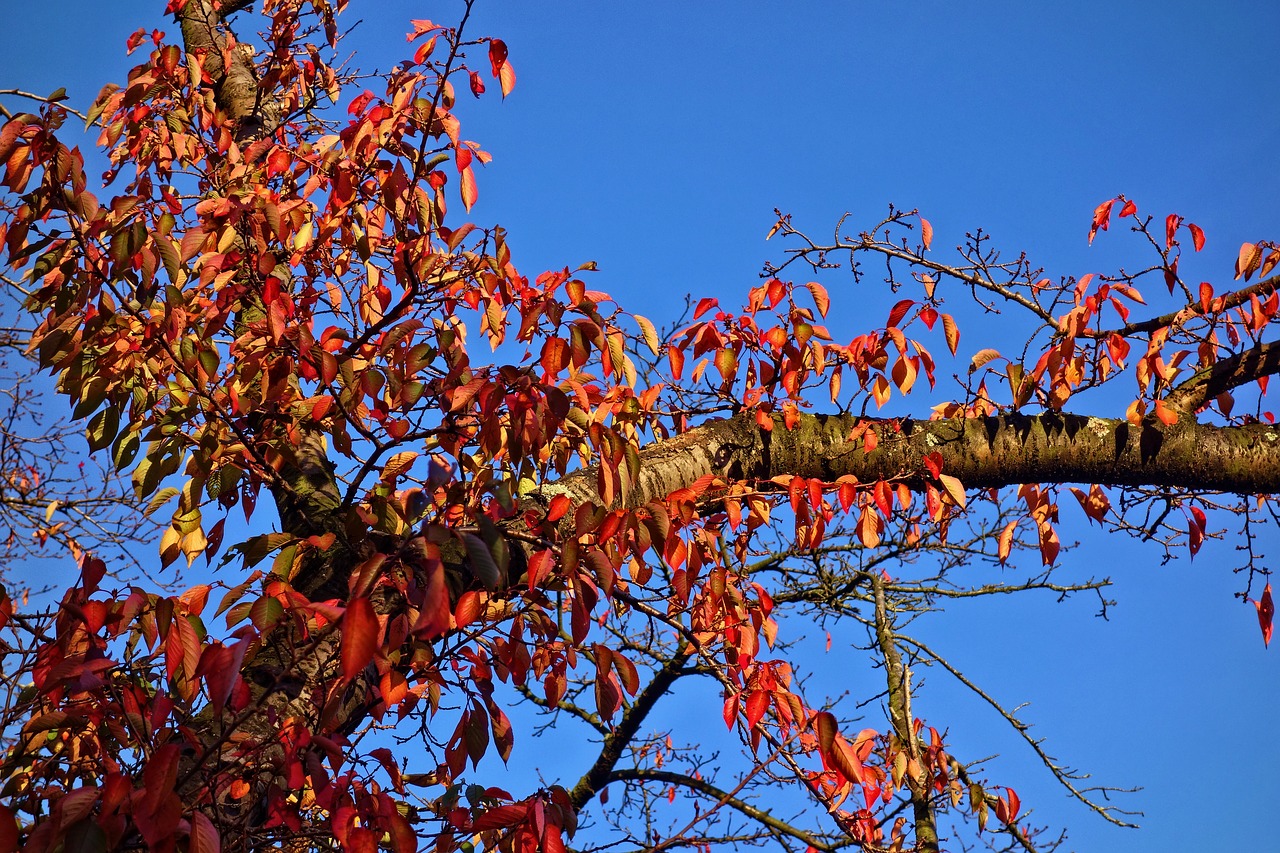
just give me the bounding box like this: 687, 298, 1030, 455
814, 710, 839, 754
997, 519, 1017, 565
498, 61, 516, 98
829, 734, 866, 786
1236, 242, 1261, 280
342, 596, 379, 682
460, 165, 478, 212
920, 216, 933, 250
1254, 583, 1274, 648
938, 474, 966, 509
942, 313, 959, 356
805, 281, 831, 318
872, 375, 891, 408
1153, 399, 1179, 426
1089, 198, 1114, 245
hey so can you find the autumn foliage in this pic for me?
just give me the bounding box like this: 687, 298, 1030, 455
0, 3, 1276, 853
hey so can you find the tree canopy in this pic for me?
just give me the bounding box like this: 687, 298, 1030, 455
0, 3, 1276, 852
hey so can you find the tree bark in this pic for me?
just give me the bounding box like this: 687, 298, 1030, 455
545, 412, 1280, 510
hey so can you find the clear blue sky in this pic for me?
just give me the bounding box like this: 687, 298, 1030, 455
4, 2, 1279, 850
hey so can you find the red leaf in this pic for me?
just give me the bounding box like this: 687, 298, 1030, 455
722, 693, 739, 729
814, 710, 838, 754
455, 590, 483, 628
455, 147, 473, 173
1188, 222, 1205, 251
342, 596, 379, 682
0, 804, 17, 853
922, 451, 944, 479
469, 71, 486, 98
472, 802, 529, 832
1089, 198, 1114, 245
693, 297, 719, 320
1005, 788, 1021, 822
546, 494, 572, 523
886, 299, 914, 328
1165, 213, 1183, 249
190, 810, 220, 853
744, 690, 769, 730
1118, 198, 1137, 218
413, 560, 451, 638
488, 39, 509, 77
1253, 583, 1274, 648
668, 344, 685, 380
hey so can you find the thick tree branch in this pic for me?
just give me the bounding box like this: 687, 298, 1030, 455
547, 412, 1280, 510
176, 0, 276, 136
1101, 273, 1280, 339
1164, 340, 1280, 414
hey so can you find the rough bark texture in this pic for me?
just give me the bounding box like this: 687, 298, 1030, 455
177, 0, 276, 138
546, 412, 1280, 511
873, 576, 939, 853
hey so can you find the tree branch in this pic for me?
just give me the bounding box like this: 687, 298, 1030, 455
569, 642, 694, 809
546, 412, 1280, 511
605, 768, 850, 852
1164, 340, 1280, 414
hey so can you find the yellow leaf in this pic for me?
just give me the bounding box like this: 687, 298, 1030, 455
293, 220, 314, 251
635, 315, 661, 356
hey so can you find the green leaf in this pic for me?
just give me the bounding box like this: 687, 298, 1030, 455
462, 532, 502, 589
86, 406, 119, 453
144, 486, 180, 517
155, 233, 181, 283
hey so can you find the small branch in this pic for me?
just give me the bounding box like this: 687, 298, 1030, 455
569, 641, 695, 809
895, 633, 1141, 827
0, 89, 87, 121
607, 767, 850, 852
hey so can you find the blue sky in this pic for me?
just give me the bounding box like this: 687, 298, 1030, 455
4, 2, 1279, 850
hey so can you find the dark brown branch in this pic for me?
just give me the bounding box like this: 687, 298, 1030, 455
606, 768, 849, 852
1102, 273, 1280, 339
894, 632, 1141, 827
568, 643, 694, 809
1164, 340, 1280, 414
